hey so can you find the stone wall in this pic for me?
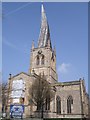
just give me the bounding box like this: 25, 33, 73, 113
56, 83, 81, 114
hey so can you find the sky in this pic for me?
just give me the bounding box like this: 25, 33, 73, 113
2, 2, 88, 92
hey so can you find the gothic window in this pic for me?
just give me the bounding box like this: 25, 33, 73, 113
41, 55, 44, 65
37, 102, 41, 111
36, 55, 39, 65
56, 96, 61, 114
67, 95, 73, 114
45, 96, 50, 110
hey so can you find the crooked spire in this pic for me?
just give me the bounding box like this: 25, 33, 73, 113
38, 4, 52, 49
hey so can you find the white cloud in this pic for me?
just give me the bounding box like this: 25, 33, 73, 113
58, 63, 71, 74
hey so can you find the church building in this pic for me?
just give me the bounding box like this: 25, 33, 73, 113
7, 4, 89, 119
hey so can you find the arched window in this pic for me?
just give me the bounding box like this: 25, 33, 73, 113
37, 102, 41, 111
56, 96, 61, 114
67, 95, 73, 114
41, 55, 44, 65
45, 96, 50, 110
36, 55, 39, 65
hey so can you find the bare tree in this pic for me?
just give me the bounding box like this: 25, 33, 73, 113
1, 83, 8, 113
88, 98, 90, 119
0, 83, 2, 113
29, 73, 55, 118
0, 72, 2, 113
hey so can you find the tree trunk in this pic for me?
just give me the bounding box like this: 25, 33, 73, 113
41, 104, 43, 118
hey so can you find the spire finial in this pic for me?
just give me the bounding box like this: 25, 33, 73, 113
41, 0, 44, 3
32, 40, 34, 50
41, 1, 45, 13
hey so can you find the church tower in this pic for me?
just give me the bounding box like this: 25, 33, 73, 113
29, 4, 57, 83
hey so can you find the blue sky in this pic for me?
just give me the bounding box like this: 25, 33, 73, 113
2, 2, 88, 91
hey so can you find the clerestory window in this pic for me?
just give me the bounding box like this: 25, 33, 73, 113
45, 96, 50, 111
67, 95, 73, 114
56, 96, 61, 114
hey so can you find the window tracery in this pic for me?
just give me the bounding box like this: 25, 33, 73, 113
56, 96, 61, 114
67, 95, 73, 114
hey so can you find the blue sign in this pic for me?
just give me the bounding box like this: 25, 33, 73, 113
10, 105, 24, 118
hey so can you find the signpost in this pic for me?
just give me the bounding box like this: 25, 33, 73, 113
10, 105, 24, 118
